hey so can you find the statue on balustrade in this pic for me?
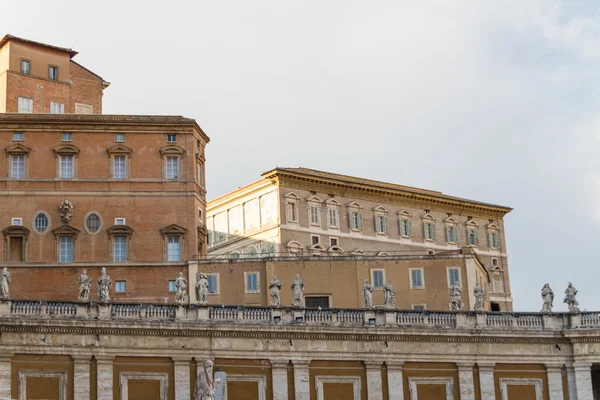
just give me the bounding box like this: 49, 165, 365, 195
541, 284, 554, 313
77, 269, 92, 302
174, 272, 188, 305
564, 282, 579, 312
473, 282, 485, 311
269, 275, 282, 306
0, 267, 11, 300
449, 283, 463, 311
291, 274, 305, 307
59, 199, 74, 224
194, 359, 222, 400
196, 273, 209, 305
362, 279, 373, 308
97, 267, 112, 303
383, 280, 396, 308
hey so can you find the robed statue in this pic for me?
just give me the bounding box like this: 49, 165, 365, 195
449, 283, 463, 311
564, 282, 579, 312
194, 359, 222, 400
269, 275, 282, 306
0, 267, 11, 300
175, 272, 188, 304
98, 267, 112, 303
77, 269, 92, 301
291, 275, 305, 307
383, 280, 396, 308
196, 273, 209, 305
362, 279, 373, 308
473, 282, 485, 311
541, 284, 554, 313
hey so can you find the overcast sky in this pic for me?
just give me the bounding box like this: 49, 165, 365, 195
3, 1, 599, 312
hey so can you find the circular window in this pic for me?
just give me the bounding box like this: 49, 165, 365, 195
32, 211, 51, 234
83, 211, 103, 235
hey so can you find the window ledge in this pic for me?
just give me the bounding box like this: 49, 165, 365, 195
245, 291, 261, 294
424, 238, 435, 243
410, 287, 425, 290
400, 235, 412, 240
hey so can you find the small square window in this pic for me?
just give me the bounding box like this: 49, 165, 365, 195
330, 237, 338, 246
115, 280, 126, 293
62, 132, 72, 142
21, 59, 31, 75
168, 280, 176, 292
49, 65, 58, 80
245, 272, 259, 293
167, 134, 177, 142
311, 235, 320, 245
115, 218, 126, 225
18, 97, 33, 113
11, 218, 22, 226
115, 133, 125, 142
492, 258, 499, 266
412, 304, 426, 311
50, 102, 64, 114
13, 132, 23, 141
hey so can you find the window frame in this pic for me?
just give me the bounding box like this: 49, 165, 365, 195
329, 237, 338, 247
206, 273, 220, 294
10, 155, 25, 179
50, 102, 65, 114
412, 304, 427, 311
62, 132, 72, 142
83, 211, 103, 235
115, 133, 125, 143
244, 271, 260, 294
409, 268, 425, 289
48, 65, 59, 80
113, 155, 128, 179
32, 211, 51, 235
166, 236, 181, 261
115, 280, 127, 293
17, 97, 33, 113
311, 235, 320, 246
371, 269, 385, 290
113, 236, 127, 262
58, 236, 74, 263
167, 134, 177, 143
168, 280, 176, 292
20, 59, 31, 75
447, 267, 461, 288
13, 132, 23, 141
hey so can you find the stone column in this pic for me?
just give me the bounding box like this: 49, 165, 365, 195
387, 362, 404, 400
73, 356, 91, 400
566, 364, 578, 400
292, 360, 310, 400
271, 360, 289, 400
457, 363, 475, 400
96, 356, 114, 400
478, 363, 495, 400
546, 365, 564, 400
0, 355, 12, 400
173, 358, 191, 400
365, 361, 383, 400
573, 362, 593, 400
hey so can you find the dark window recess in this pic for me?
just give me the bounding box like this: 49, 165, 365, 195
305, 296, 330, 309
490, 302, 501, 312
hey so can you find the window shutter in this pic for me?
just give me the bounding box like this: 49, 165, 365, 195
349, 211, 355, 229
374, 215, 378, 231
399, 219, 405, 236
445, 227, 450, 242
358, 212, 363, 230
488, 232, 493, 248
383, 216, 388, 233
431, 224, 436, 240
495, 232, 500, 248
474, 230, 479, 245
407, 220, 412, 236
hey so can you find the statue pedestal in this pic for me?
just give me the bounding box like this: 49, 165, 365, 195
76, 302, 89, 318
293, 309, 305, 323
97, 302, 111, 320
197, 306, 209, 321
175, 305, 186, 320
0, 300, 10, 316
362, 310, 376, 326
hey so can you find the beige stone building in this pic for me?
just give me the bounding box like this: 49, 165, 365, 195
207, 168, 513, 311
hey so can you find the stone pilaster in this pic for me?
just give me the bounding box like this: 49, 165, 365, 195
73, 356, 91, 400
566, 364, 578, 400
173, 358, 191, 400
0, 355, 12, 400
96, 356, 114, 400
478, 363, 495, 400
387, 362, 404, 400
271, 360, 289, 400
546, 365, 564, 400
457, 363, 475, 400
292, 360, 310, 400
365, 361, 383, 400
573, 362, 593, 400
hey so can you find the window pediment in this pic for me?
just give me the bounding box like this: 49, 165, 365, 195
3, 225, 30, 237
107, 225, 134, 236
159, 145, 185, 156
350, 248, 365, 256
306, 195, 322, 203
5, 143, 31, 155
196, 151, 205, 162
466, 219, 478, 228
422, 213, 435, 221
377, 251, 390, 256
285, 240, 303, 249
327, 245, 344, 254
283, 192, 301, 200
486, 223, 499, 231
52, 225, 80, 237
444, 216, 457, 225
107, 144, 133, 155
160, 224, 187, 236
346, 201, 363, 209
53, 144, 80, 155
397, 210, 412, 218
325, 198, 341, 206
373, 205, 388, 214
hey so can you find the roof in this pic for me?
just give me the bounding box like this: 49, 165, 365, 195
262, 167, 512, 214
70, 60, 110, 88
0, 34, 78, 58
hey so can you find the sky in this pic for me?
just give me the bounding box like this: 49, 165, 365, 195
2, 0, 599, 312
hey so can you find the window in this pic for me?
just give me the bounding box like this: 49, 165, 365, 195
287, 202, 297, 223
311, 235, 320, 245
468, 229, 479, 246
349, 211, 363, 230
62, 132, 72, 142
59, 155, 74, 179
11, 218, 22, 226
59, 237, 73, 262
493, 273, 504, 293
330, 237, 338, 247
243, 199, 259, 230
371, 269, 385, 289
167, 134, 177, 142
228, 206, 243, 235
115, 281, 126, 293
328, 208, 338, 228
166, 156, 179, 179
34, 212, 49, 233
207, 274, 219, 294
115, 218, 126, 225
113, 155, 127, 179
213, 212, 228, 243
196, 162, 204, 186
260, 192, 276, 225
447, 267, 461, 287
490, 302, 501, 312
412, 304, 426, 311
167, 236, 181, 261
13, 132, 23, 141
115, 133, 125, 142
400, 219, 412, 236
11, 155, 24, 179
446, 226, 457, 243
376, 215, 389, 233
168, 280, 176, 292
245, 272, 260, 293
17, 97, 33, 113
48, 65, 58, 80
410, 268, 424, 289
492, 258, 498, 267
489, 231, 501, 249
21, 59, 31, 74
424, 223, 436, 240
309, 205, 320, 225
113, 236, 127, 262
85, 213, 101, 233
305, 296, 330, 309
50, 102, 64, 114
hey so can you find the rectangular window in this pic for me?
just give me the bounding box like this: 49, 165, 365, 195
167, 236, 181, 261
287, 202, 297, 223
305, 296, 330, 309
243, 199, 259, 230
311, 235, 320, 245
50, 102, 64, 114
115, 133, 125, 142
166, 156, 179, 179
17, 97, 33, 113
468, 229, 479, 246
260, 192, 276, 225
412, 304, 426, 311
48, 65, 58, 80
21, 59, 31, 74
13, 132, 23, 141
168, 280, 176, 292
245, 272, 259, 293
349, 211, 363, 230
493, 275, 504, 293
113, 236, 127, 262
62, 132, 72, 141
400, 219, 412, 236
115, 218, 126, 225
447, 226, 457, 243
410, 268, 424, 289
372, 270, 385, 289
207, 274, 219, 294
330, 237, 338, 246
60, 155, 74, 179
11, 217, 23, 226
167, 134, 177, 142
228, 206, 243, 235
328, 208, 338, 228
309, 205, 320, 225
113, 155, 127, 179
424, 223, 436, 240
59, 236, 73, 262
11, 156, 24, 179
115, 281, 126, 293
214, 212, 228, 243
197, 162, 204, 186
376, 215, 388, 233
489, 232, 500, 249
447, 268, 460, 287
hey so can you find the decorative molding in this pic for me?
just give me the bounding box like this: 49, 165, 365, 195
316, 375, 361, 400
5, 143, 31, 155
106, 144, 133, 155
18, 369, 67, 400
159, 144, 185, 156
119, 371, 168, 400
227, 374, 267, 400
499, 378, 543, 400
408, 376, 454, 400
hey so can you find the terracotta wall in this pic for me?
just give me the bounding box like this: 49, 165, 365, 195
70, 61, 104, 114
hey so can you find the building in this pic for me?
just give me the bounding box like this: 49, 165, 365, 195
207, 167, 513, 311
0, 34, 109, 114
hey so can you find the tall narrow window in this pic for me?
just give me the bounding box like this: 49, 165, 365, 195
113, 236, 127, 262
197, 162, 204, 186
48, 65, 58, 80
376, 215, 388, 233
448, 268, 460, 287
17, 97, 33, 113
245, 272, 259, 293
309, 205, 320, 225
59, 237, 73, 262
60, 155, 74, 179
424, 223, 436, 240
166, 156, 179, 179
113, 155, 127, 179
287, 202, 297, 222
21, 59, 31, 74
468, 229, 479, 246
11, 156, 24, 179
328, 208, 338, 228
400, 219, 412, 236
349, 211, 363, 230
50, 102, 65, 114
447, 226, 457, 243
410, 269, 424, 289
167, 236, 181, 261
372, 270, 385, 289
207, 274, 219, 294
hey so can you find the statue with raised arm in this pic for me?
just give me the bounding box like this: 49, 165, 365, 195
196, 273, 209, 305
449, 283, 463, 311
59, 199, 74, 224
269, 275, 282, 306
362, 279, 373, 308
77, 269, 92, 301
97, 267, 112, 303
291, 274, 305, 307
383, 280, 396, 308
541, 284, 554, 313
174, 272, 188, 304
0, 267, 11, 300
194, 359, 222, 400
564, 282, 579, 312
473, 282, 485, 311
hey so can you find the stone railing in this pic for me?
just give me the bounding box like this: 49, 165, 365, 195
0, 300, 590, 330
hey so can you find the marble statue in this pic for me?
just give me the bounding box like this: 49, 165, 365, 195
291, 274, 305, 307
0, 267, 11, 300
77, 269, 92, 301
541, 284, 554, 313
97, 267, 112, 303
383, 280, 396, 308
564, 282, 579, 312
473, 282, 485, 311
59, 199, 74, 224
196, 273, 209, 305
362, 279, 373, 308
194, 359, 222, 400
174, 272, 188, 304
269, 275, 282, 306
449, 283, 463, 311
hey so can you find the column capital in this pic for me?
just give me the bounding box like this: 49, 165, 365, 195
545, 364, 564, 372
457, 362, 475, 370
477, 362, 495, 371
386, 361, 405, 370
172, 357, 192, 366
270, 360, 290, 369
364, 361, 384, 370
0, 354, 13, 363
94, 355, 114, 364
573, 362, 592, 371
291, 359, 311, 368
72, 355, 92, 364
